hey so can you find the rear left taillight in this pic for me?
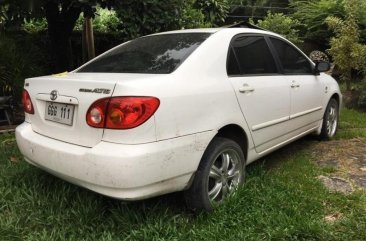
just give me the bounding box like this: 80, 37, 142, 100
86, 97, 160, 129
22, 89, 34, 114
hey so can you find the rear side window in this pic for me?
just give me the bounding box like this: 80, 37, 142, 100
229, 36, 278, 75
270, 38, 313, 74
78, 33, 211, 74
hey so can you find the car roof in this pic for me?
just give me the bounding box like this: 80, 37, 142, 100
150, 27, 283, 39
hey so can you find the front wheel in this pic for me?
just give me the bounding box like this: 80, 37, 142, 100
184, 137, 245, 211
319, 98, 339, 140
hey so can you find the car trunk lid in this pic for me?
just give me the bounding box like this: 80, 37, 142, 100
25, 73, 118, 147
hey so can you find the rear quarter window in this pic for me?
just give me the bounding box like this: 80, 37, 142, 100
77, 33, 211, 74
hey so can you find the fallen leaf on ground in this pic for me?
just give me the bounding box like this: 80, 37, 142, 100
10, 156, 18, 163
324, 213, 342, 223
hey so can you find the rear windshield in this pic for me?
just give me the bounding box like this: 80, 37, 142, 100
77, 33, 211, 74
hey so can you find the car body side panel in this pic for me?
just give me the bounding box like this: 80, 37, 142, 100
151, 31, 255, 152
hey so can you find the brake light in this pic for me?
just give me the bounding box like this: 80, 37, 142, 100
86, 97, 160, 129
22, 89, 34, 114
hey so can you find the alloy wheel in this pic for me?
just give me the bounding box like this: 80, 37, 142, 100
207, 149, 243, 202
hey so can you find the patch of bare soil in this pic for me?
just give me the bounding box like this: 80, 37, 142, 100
311, 137, 366, 192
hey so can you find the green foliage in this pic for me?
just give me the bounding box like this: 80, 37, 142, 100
15, 2, 215, 36
90, 8, 121, 32
22, 18, 47, 33
291, 0, 344, 43
339, 108, 366, 129
179, 2, 210, 29
254, 12, 303, 45
326, 0, 366, 90
75, 7, 121, 33
113, 0, 181, 38
195, 0, 229, 25
291, 0, 366, 43
113, 0, 215, 39
335, 107, 366, 138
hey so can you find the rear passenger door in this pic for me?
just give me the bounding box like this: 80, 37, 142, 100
269, 37, 324, 132
227, 35, 291, 153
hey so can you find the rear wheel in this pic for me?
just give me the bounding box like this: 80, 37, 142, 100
185, 137, 245, 211
319, 98, 339, 140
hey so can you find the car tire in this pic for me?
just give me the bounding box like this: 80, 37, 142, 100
319, 98, 339, 140
184, 137, 245, 211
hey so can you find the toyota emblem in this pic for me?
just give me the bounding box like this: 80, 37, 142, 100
50, 90, 58, 101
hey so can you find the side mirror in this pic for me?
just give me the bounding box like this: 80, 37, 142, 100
315, 61, 331, 74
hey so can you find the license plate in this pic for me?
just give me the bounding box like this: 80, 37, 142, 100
45, 102, 74, 126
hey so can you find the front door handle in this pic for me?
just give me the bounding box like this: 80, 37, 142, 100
239, 84, 255, 93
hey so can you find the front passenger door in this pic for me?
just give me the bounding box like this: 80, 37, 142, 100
227, 35, 291, 153
269, 37, 324, 132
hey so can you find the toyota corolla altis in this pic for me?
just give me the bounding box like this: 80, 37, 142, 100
16, 28, 341, 211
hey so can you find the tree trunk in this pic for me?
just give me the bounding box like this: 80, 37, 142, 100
83, 17, 95, 61
44, 1, 81, 73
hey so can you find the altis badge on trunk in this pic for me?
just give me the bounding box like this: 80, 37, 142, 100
79, 88, 111, 94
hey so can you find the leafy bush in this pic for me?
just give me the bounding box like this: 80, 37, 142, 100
75, 8, 122, 33
194, 0, 229, 25
291, 0, 366, 43
252, 12, 303, 45
179, 4, 210, 29
22, 18, 47, 33
326, 0, 366, 90
113, 0, 215, 38
291, 0, 344, 43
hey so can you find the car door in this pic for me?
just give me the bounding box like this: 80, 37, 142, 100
269, 37, 324, 132
227, 35, 291, 153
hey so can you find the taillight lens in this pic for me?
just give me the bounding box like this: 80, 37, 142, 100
22, 89, 34, 114
86, 97, 160, 129
86, 98, 109, 128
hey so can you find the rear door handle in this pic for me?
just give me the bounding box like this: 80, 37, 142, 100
290, 80, 300, 88
239, 84, 255, 93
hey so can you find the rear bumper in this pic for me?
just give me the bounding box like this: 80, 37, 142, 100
15, 122, 215, 200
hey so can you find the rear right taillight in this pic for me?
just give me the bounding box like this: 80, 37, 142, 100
22, 89, 34, 114
86, 96, 160, 129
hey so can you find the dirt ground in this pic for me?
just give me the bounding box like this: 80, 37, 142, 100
311, 137, 366, 193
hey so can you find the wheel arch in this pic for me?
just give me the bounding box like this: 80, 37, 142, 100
331, 93, 340, 105
328, 92, 341, 115
214, 124, 249, 161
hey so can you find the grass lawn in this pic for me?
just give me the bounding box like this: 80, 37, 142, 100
0, 108, 365, 241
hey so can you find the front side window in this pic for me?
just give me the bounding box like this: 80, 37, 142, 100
229, 36, 278, 75
270, 38, 313, 74
78, 33, 211, 74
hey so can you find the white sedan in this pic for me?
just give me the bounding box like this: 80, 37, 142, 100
16, 27, 341, 211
